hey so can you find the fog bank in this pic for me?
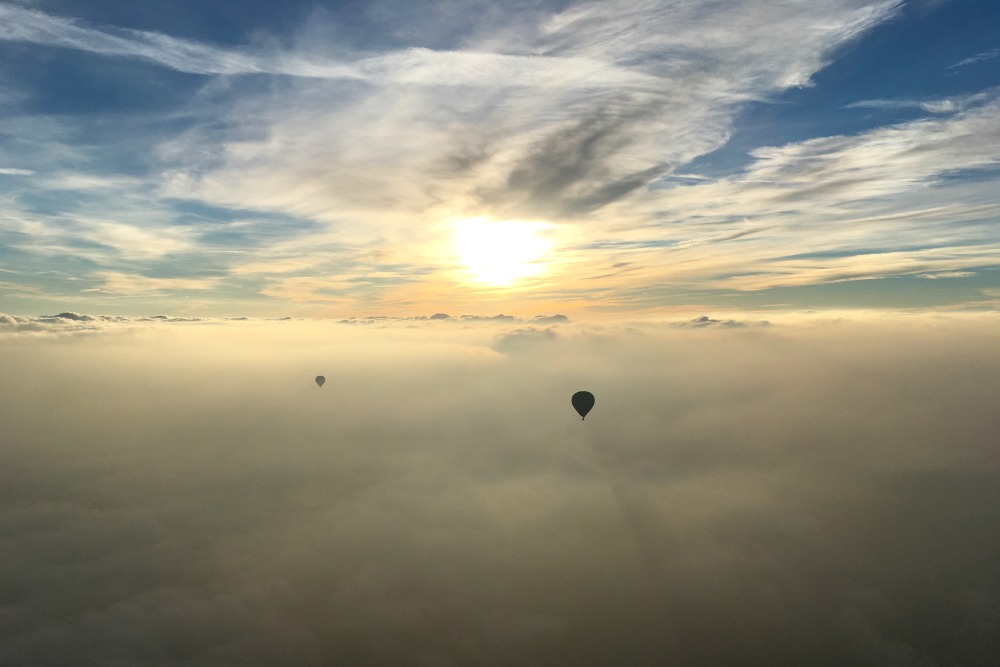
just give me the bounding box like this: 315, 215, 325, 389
1, 314, 998, 665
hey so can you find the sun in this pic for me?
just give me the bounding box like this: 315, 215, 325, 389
453, 217, 552, 286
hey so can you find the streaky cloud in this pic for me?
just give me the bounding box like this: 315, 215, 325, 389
845, 91, 994, 114
0, 4, 664, 89
949, 46, 1000, 69
0, 3, 363, 79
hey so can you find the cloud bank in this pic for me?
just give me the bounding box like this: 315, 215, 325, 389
1, 315, 998, 665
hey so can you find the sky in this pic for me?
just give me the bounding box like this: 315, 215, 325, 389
3, 2, 1000, 665
1, 0, 999, 317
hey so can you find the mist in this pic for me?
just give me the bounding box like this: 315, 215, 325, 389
2, 314, 998, 666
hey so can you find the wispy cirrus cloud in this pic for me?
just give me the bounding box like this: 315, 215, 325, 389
0, 3, 362, 78
921, 271, 976, 279
590, 97, 1000, 289
151, 1, 905, 228
0, 3, 666, 89
736, 99, 1000, 198
949, 46, 1000, 69
86, 271, 221, 296
5, 208, 196, 262
845, 91, 995, 114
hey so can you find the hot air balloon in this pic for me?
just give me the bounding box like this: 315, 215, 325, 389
572, 390, 595, 420
315, 376, 326, 388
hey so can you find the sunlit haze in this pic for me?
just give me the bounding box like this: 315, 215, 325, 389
454, 218, 553, 286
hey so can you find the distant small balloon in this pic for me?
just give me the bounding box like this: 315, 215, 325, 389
571, 390, 595, 420
315, 376, 326, 388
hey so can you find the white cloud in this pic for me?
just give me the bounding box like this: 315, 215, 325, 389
592, 97, 1000, 291
949, 46, 1000, 69
6, 212, 196, 262
0, 4, 674, 89
845, 91, 994, 114
0, 3, 362, 78
90, 271, 221, 296
739, 100, 1000, 197
145, 0, 907, 283
920, 271, 975, 279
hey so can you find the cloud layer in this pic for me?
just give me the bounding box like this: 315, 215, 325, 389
2, 315, 999, 664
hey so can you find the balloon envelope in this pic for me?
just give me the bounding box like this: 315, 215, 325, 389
571, 391, 595, 420
315, 376, 326, 388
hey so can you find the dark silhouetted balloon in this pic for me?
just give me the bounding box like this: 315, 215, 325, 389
572, 390, 595, 420
315, 376, 326, 388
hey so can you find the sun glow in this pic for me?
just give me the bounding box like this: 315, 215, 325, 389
453, 217, 552, 286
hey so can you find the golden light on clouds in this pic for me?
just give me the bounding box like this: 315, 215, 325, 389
453, 217, 553, 287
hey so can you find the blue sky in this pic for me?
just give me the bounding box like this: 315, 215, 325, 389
2, 0, 999, 317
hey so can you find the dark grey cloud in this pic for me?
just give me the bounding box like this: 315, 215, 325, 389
480, 97, 671, 218
1, 317, 998, 665
44, 311, 94, 321
1, 312, 105, 333
138, 315, 205, 322
531, 314, 570, 324
671, 315, 770, 328
0, 313, 210, 334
